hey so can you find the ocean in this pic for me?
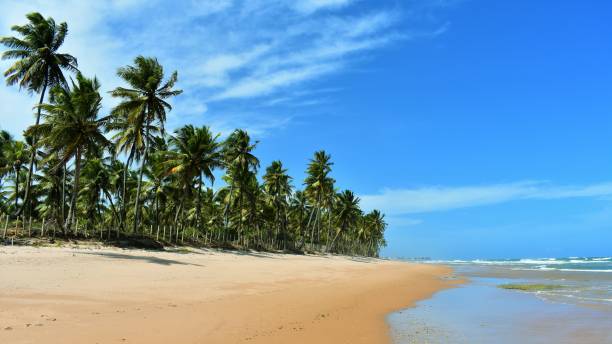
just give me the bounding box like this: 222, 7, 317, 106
389, 257, 612, 343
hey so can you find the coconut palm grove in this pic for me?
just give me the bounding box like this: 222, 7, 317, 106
0, 13, 387, 257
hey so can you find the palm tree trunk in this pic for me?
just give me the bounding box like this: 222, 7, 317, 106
64, 148, 82, 233
3, 215, 9, 239
155, 192, 160, 238
239, 192, 244, 246
17, 74, 48, 217
325, 210, 332, 251
132, 123, 150, 234
298, 206, 313, 250
13, 166, 20, 210
196, 174, 203, 231
120, 161, 129, 231
173, 197, 184, 227
61, 164, 66, 223
223, 184, 234, 230
329, 225, 344, 252
104, 190, 119, 239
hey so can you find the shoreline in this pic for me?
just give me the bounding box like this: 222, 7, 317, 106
0, 246, 456, 343
390, 263, 612, 343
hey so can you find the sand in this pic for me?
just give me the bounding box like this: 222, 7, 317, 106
0, 245, 454, 344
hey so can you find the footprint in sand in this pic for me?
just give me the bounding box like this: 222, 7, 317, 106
4, 326, 12, 331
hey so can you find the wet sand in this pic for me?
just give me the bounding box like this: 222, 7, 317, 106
0, 246, 454, 344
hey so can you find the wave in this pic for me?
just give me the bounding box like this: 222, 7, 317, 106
513, 267, 612, 273
419, 257, 612, 272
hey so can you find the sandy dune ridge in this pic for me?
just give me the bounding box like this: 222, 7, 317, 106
0, 246, 455, 343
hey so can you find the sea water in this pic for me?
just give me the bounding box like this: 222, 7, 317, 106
389, 257, 612, 343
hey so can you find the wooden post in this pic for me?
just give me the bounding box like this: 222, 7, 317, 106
150, 224, 153, 236
28, 216, 32, 237
41, 218, 46, 237
75, 218, 79, 237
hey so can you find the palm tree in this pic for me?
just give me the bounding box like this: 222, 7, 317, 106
110, 56, 182, 233
106, 110, 159, 231
289, 190, 309, 247
1, 139, 29, 212
329, 190, 362, 252
1, 12, 78, 216
143, 150, 171, 238
0, 130, 13, 186
222, 130, 259, 241
79, 157, 118, 238
28, 73, 110, 233
362, 210, 387, 256
34, 153, 66, 233
303, 150, 335, 248
263, 161, 292, 249
164, 125, 222, 233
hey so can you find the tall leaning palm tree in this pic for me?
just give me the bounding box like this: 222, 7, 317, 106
110, 56, 182, 233
1, 12, 78, 216
28, 73, 110, 233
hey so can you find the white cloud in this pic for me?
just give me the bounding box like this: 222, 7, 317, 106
360, 181, 612, 215
206, 112, 293, 138
386, 216, 423, 227
189, 44, 272, 88
210, 63, 338, 100
293, 0, 354, 14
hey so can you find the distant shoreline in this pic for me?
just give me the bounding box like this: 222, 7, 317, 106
0, 246, 456, 343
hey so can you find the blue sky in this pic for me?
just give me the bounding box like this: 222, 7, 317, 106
1, 0, 611, 259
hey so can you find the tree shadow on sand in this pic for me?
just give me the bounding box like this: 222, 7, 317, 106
80, 252, 203, 266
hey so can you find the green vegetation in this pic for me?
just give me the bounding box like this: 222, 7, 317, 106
498, 284, 564, 291
0, 12, 387, 257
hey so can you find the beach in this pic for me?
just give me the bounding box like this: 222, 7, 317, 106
0, 246, 454, 344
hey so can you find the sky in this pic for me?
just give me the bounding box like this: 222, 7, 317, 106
0, 0, 611, 259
